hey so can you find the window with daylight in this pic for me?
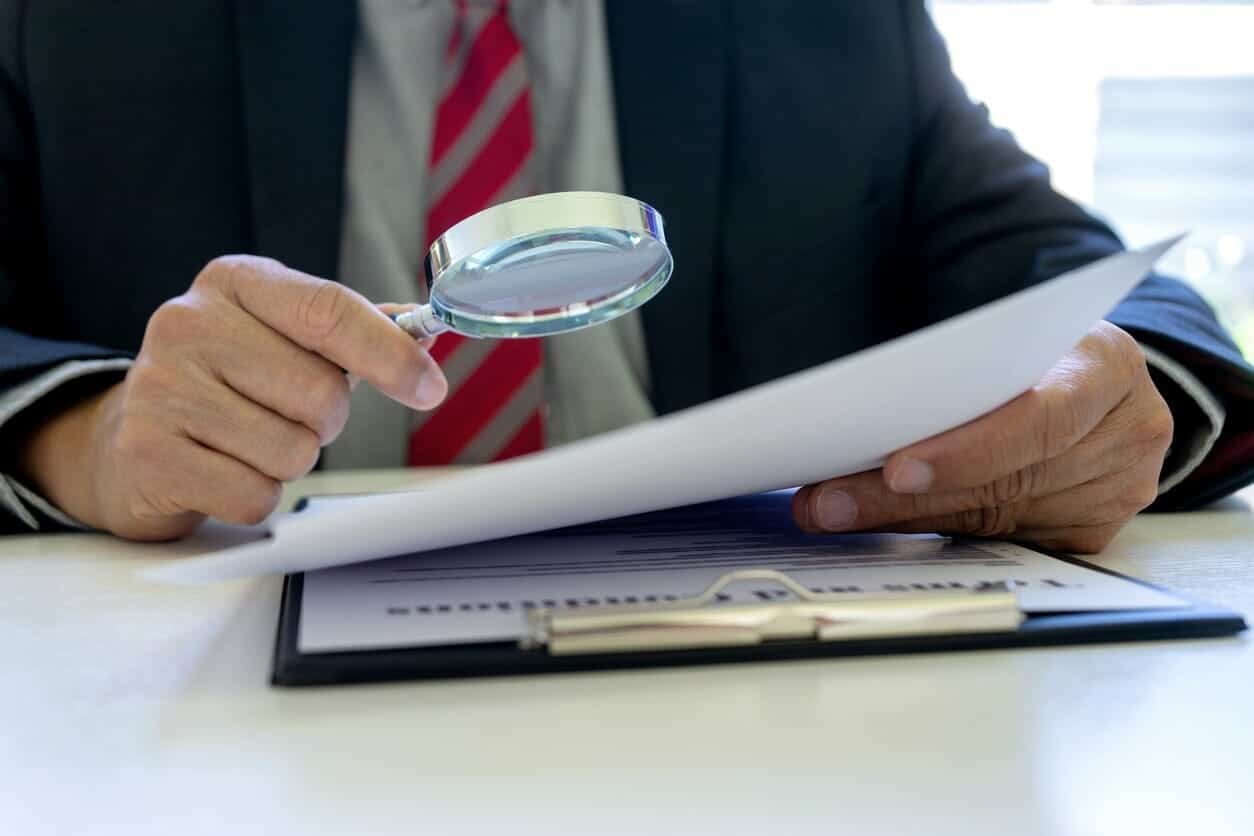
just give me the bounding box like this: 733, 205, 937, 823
932, 0, 1254, 356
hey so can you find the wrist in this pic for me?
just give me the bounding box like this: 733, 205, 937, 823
16, 382, 119, 529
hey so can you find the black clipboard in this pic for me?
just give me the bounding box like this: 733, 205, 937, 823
271, 545, 1245, 687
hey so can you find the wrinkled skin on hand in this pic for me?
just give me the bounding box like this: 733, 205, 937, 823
794, 321, 1174, 554
19, 256, 446, 540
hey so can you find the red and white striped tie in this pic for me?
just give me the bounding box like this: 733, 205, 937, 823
408, 0, 545, 466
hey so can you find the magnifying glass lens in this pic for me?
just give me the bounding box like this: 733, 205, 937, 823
430, 227, 670, 338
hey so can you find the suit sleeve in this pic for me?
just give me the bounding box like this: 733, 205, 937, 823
0, 4, 132, 531
899, 0, 1254, 509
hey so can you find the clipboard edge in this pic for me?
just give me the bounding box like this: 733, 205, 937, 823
270, 551, 1247, 687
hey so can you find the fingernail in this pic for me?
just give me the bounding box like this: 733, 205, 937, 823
414, 372, 446, 410
888, 456, 933, 494
815, 489, 858, 531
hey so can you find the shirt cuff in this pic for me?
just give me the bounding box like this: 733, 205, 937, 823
0, 357, 133, 531
1139, 342, 1226, 495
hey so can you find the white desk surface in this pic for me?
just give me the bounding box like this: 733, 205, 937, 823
3, 470, 1251, 836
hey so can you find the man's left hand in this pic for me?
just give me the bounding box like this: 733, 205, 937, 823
792, 321, 1175, 553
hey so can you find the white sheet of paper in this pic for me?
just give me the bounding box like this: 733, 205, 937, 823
148, 238, 1179, 584
297, 492, 1184, 653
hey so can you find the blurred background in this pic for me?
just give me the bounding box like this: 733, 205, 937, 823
931, 0, 1254, 356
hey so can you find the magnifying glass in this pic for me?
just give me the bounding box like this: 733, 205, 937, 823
392, 191, 672, 339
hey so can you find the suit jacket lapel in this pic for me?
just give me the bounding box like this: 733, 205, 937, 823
605, 2, 730, 415
234, 0, 356, 279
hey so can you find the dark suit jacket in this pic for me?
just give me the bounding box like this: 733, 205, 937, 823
2, 0, 1252, 531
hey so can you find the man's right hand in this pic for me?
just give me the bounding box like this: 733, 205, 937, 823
18, 256, 447, 541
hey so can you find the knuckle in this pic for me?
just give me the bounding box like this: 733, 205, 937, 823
194, 255, 245, 292
1124, 481, 1160, 516
274, 429, 322, 481
201, 254, 246, 279
296, 281, 353, 346
1098, 496, 1137, 526
1108, 437, 1147, 475
1089, 321, 1142, 381
1075, 476, 1158, 528
127, 477, 186, 522
1097, 320, 1140, 361
960, 505, 1017, 538
968, 503, 1018, 536
305, 367, 350, 412
1133, 397, 1175, 452
124, 357, 170, 397
227, 479, 282, 526
144, 298, 201, 347
1071, 538, 1104, 555
125, 491, 164, 522
1070, 527, 1118, 554
304, 371, 352, 439
196, 254, 279, 291
321, 398, 351, 444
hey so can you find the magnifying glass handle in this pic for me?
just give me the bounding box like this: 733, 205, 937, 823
391, 305, 451, 339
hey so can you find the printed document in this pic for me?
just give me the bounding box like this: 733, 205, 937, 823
297, 492, 1183, 653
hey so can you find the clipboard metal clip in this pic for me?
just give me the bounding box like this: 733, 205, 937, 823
521, 569, 1024, 656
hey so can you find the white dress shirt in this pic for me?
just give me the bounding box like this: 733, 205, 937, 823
323, 0, 655, 469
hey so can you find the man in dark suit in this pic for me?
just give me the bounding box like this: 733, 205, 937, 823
2, 2, 1252, 546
